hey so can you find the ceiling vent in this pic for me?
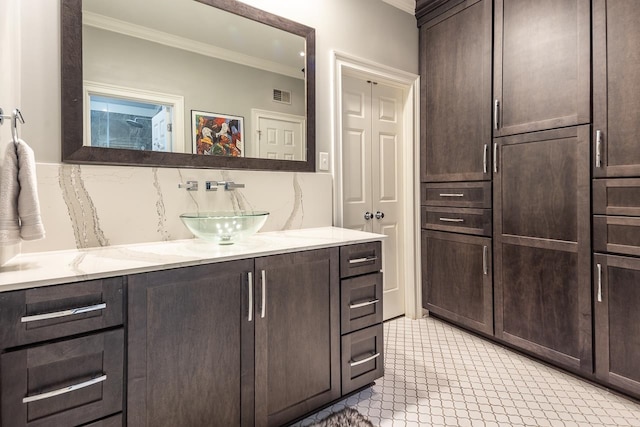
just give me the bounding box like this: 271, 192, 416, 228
273, 89, 292, 104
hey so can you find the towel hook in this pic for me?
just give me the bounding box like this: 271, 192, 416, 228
0, 107, 24, 143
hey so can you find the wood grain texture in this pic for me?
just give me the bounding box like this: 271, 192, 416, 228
594, 216, 640, 257
340, 242, 382, 279
593, 178, 640, 216
421, 206, 492, 236
421, 182, 492, 209
341, 273, 384, 335
420, 0, 491, 182
341, 324, 384, 395
494, 0, 591, 137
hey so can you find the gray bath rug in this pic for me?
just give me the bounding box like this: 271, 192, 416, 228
310, 407, 374, 427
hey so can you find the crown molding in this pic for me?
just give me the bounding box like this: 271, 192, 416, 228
382, 0, 416, 14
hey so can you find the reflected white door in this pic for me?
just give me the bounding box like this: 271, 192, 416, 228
342, 74, 405, 320
256, 115, 304, 160
152, 107, 171, 152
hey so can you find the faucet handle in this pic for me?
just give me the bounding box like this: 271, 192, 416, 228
225, 181, 245, 190
178, 180, 198, 191
205, 181, 219, 191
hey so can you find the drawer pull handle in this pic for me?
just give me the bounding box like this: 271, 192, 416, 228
22, 374, 107, 404
439, 193, 464, 198
439, 218, 464, 223
350, 352, 380, 367
350, 299, 380, 309
20, 303, 107, 323
349, 256, 377, 265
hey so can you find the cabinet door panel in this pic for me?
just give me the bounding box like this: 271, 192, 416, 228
422, 230, 493, 336
594, 254, 640, 399
421, 0, 492, 182
494, 126, 591, 373
593, 0, 640, 177
254, 248, 340, 427
127, 260, 254, 427
494, 0, 590, 136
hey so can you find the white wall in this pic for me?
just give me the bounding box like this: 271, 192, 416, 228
12, 0, 418, 254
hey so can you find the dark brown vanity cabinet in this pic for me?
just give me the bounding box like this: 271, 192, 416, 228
419, 0, 492, 183
493, 0, 591, 137
0, 278, 125, 427
593, 0, 640, 178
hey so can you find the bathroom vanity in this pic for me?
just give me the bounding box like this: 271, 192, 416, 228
0, 227, 384, 427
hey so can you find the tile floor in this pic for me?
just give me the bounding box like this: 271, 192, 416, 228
297, 316, 640, 427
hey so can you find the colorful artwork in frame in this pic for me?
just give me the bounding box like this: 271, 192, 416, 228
192, 110, 244, 157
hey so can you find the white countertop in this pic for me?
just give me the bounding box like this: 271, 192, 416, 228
0, 227, 385, 292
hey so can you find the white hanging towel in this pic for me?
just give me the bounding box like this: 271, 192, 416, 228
0, 139, 45, 243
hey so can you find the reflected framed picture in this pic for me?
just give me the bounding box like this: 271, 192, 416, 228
191, 110, 244, 157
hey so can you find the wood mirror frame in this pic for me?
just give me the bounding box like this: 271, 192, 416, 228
61, 0, 316, 171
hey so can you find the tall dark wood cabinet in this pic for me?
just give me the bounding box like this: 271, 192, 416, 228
493, 0, 591, 137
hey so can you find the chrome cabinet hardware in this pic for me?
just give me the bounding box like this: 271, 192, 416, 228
483, 144, 488, 173
595, 130, 602, 168
208, 181, 245, 190
260, 270, 266, 318
21, 303, 107, 323
349, 352, 380, 367
375, 211, 384, 220
493, 143, 498, 173
204, 181, 218, 191
439, 193, 464, 198
178, 180, 198, 191
22, 375, 107, 404
439, 218, 464, 223
364, 212, 373, 220
494, 99, 500, 130
597, 263, 602, 303
248, 272, 253, 322
483, 246, 488, 275
348, 256, 377, 265
349, 299, 380, 309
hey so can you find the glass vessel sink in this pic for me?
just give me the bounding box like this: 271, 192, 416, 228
180, 211, 269, 244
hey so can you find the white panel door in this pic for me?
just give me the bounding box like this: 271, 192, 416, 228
342, 75, 405, 320
151, 107, 171, 152
257, 116, 304, 160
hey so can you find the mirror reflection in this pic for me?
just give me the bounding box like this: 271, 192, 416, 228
81, 0, 307, 161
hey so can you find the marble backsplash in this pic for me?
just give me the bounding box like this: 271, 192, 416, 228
20, 163, 333, 254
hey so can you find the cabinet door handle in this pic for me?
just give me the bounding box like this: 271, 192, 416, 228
595, 130, 602, 168
349, 299, 380, 309
260, 270, 266, 319
20, 303, 107, 323
248, 272, 253, 322
494, 99, 500, 130
483, 246, 488, 276
483, 143, 488, 173
22, 374, 107, 404
597, 263, 602, 303
493, 143, 498, 173
349, 256, 377, 265
439, 217, 464, 223
439, 193, 464, 198
349, 352, 380, 367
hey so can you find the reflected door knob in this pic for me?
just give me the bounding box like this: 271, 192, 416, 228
364, 212, 373, 220
375, 211, 385, 220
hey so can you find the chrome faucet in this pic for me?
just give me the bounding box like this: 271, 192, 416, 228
178, 180, 198, 191
205, 181, 245, 191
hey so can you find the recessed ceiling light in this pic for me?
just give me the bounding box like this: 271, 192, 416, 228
299, 51, 305, 57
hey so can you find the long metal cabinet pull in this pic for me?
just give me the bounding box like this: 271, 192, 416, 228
350, 299, 380, 309
493, 143, 498, 173
439, 193, 465, 198
483, 144, 488, 173
482, 246, 488, 275
260, 270, 266, 318
22, 374, 107, 403
595, 130, 602, 168
349, 256, 377, 265
439, 218, 464, 223
247, 272, 253, 322
21, 303, 107, 323
350, 352, 380, 367
597, 264, 602, 303
494, 99, 500, 130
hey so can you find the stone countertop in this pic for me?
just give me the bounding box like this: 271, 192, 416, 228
0, 227, 385, 292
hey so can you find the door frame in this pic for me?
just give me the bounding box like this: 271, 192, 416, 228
331, 50, 421, 319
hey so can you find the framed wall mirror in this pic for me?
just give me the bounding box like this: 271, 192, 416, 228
61, 0, 316, 171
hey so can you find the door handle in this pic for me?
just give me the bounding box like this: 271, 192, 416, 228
375, 211, 384, 220
493, 143, 498, 173
595, 130, 603, 168
247, 272, 253, 322
494, 99, 500, 130
597, 263, 602, 303
483, 144, 488, 173
364, 212, 373, 220
260, 270, 266, 318
483, 246, 488, 275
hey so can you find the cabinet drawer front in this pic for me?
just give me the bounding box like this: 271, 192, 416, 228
340, 242, 382, 278
0, 278, 124, 349
594, 179, 640, 216
1, 329, 124, 427
421, 182, 491, 208
341, 273, 383, 335
421, 207, 492, 236
594, 216, 640, 257
341, 324, 384, 395
83, 413, 122, 427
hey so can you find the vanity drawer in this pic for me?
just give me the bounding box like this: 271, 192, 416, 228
341, 272, 383, 335
340, 242, 382, 278
594, 178, 640, 216
594, 216, 640, 257
1, 329, 124, 427
421, 206, 492, 236
0, 277, 124, 349
341, 324, 384, 395
421, 182, 492, 208
83, 413, 123, 427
